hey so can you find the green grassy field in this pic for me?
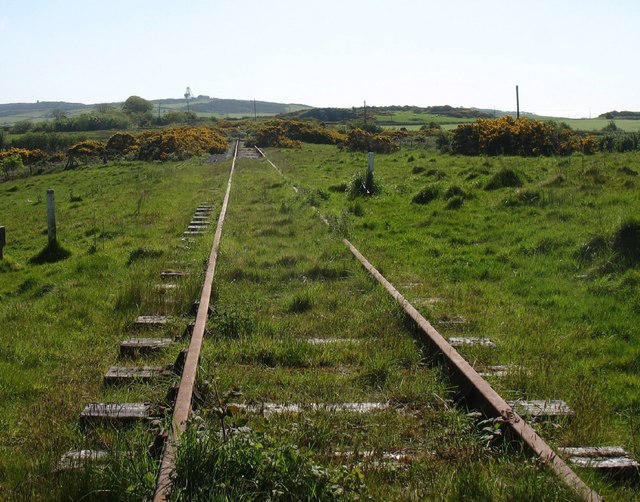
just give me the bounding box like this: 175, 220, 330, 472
262, 144, 640, 501
559, 118, 640, 132
2, 142, 640, 500
376, 110, 474, 125
0, 156, 230, 499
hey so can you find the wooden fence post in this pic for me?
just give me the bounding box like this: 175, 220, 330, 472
0, 226, 5, 260
46, 189, 57, 244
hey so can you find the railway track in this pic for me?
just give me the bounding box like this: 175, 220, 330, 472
59, 140, 637, 500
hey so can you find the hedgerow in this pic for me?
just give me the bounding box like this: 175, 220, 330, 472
599, 131, 640, 152
9, 132, 85, 152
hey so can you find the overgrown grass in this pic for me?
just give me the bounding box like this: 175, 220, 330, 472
4, 140, 640, 500
189, 154, 581, 500
262, 144, 640, 501
0, 155, 229, 499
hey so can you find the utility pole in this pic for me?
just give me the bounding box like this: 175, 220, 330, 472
0, 226, 5, 260
254, 98, 257, 121
516, 85, 520, 119
364, 100, 367, 127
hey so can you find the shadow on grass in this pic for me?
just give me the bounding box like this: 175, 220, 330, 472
29, 240, 72, 265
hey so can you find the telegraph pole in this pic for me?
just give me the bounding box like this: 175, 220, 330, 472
516, 85, 520, 119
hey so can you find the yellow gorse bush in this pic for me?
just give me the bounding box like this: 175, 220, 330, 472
65, 127, 228, 164
0, 147, 46, 164
136, 126, 227, 161
252, 120, 347, 148
451, 117, 597, 156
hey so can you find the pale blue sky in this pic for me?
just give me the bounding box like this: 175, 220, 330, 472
2, 0, 638, 117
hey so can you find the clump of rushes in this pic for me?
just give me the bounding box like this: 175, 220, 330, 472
412, 185, 440, 205
126, 247, 163, 266
287, 292, 313, 313
347, 169, 379, 197
212, 308, 255, 338
485, 168, 522, 190
445, 195, 464, 210
612, 218, 640, 265
444, 185, 467, 200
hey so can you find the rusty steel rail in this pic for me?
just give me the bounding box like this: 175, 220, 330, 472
256, 147, 602, 502
153, 140, 239, 502
342, 240, 601, 502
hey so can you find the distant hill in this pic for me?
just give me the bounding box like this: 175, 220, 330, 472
380, 105, 492, 119
154, 98, 309, 116
0, 101, 91, 122
0, 98, 311, 125
282, 105, 495, 125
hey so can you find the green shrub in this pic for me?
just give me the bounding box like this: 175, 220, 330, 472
0, 154, 24, 176
11, 120, 33, 134
10, 132, 85, 151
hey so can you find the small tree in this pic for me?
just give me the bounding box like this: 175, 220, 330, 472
122, 96, 153, 126
122, 96, 153, 114
11, 120, 33, 134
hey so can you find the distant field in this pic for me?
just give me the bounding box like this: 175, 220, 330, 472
378, 112, 640, 133
376, 110, 474, 125
556, 118, 640, 132
381, 124, 460, 131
